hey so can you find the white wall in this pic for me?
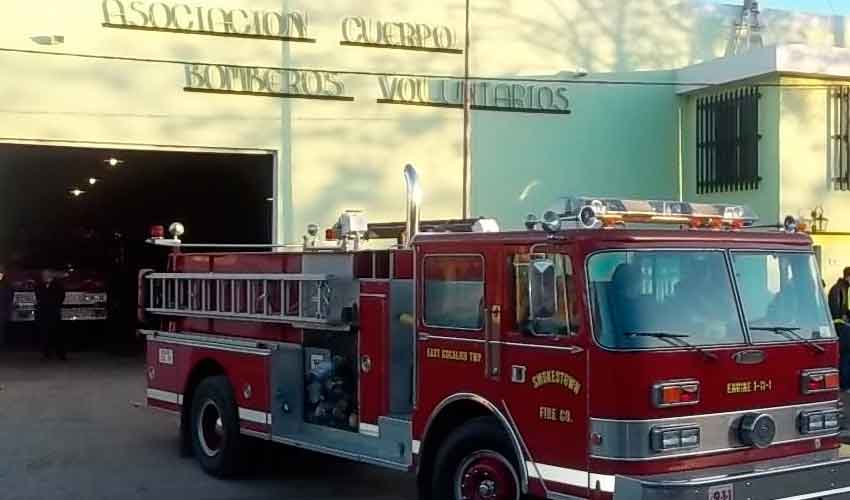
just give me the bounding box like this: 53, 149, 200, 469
1, 0, 849, 243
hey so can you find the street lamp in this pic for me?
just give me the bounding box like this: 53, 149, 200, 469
105, 157, 124, 167
88, 177, 99, 186
811, 206, 829, 233
69, 188, 85, 197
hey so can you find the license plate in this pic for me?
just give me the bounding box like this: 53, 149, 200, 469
708, 484, 734, 500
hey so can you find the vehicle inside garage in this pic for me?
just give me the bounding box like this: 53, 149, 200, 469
0, 144, 274, 353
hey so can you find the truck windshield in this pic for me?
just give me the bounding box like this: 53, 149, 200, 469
732, 252, 834, 342
588, 250, 745, 349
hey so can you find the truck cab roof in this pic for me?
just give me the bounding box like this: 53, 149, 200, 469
412, 228, 813, 249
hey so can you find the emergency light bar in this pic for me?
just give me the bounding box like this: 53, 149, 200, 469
535, 197, 759, 231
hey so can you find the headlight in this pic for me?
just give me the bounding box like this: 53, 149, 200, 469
86, 293, 107, 303
799, 409, 841, 434
650, 425, 700, 452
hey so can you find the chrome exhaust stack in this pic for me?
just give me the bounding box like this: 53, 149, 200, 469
403, 164, 422, 248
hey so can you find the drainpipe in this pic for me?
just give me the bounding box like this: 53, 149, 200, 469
678, 101, 685, 202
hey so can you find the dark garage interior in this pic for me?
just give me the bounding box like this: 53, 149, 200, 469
0, 144, 274, 353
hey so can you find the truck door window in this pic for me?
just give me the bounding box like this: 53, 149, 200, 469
513, 254, 575, 336
732, 252, 834, 342
423, 255, 484, 330
588, 251, 745, 349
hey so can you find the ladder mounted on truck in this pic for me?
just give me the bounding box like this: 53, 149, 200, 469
142, 272, 357, 330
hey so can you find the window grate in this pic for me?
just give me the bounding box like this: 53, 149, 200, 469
696, 87, 762, 194
830, 87, 850, 191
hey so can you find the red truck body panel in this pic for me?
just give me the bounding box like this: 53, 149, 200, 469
142, 227, 846, 500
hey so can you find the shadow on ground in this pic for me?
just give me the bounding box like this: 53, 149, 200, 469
0, 351, 416, 500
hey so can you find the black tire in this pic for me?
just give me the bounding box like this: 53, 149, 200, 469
190, 375, 242, 477
430, 417, 522, 500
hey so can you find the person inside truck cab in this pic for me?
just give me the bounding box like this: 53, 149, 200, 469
611, 263, 657, 334
671, 267, 734, 341
609, 258, 738, 344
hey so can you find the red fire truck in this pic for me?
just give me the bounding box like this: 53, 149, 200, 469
140, 166, 850, 500
10, 269, 108, 323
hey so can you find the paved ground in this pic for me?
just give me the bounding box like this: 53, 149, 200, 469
0, 351, 416, 500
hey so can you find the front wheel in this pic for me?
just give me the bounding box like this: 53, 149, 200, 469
431, 417, 522, 500
190, 375, 242, 477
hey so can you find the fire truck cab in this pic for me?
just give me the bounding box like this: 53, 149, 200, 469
140, 167, 850, 500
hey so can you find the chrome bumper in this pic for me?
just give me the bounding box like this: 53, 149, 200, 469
614, 451, 850, 500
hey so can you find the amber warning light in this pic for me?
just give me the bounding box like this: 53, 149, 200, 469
653, 380, 700, 408
801, 369, 840, 395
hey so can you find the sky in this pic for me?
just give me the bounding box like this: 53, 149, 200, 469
708, 0, 850, 15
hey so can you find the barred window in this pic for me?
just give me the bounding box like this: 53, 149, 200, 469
696, 88, 761, 194
830, 87, 850, 191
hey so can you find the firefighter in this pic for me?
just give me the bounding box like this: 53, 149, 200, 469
829, 267, 850, 321
829, 267, 850, 390
0, 265, 12, 348
36, 269, 66, 360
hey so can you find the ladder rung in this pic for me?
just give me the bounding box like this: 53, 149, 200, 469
146, 273, 335, 281
144, 273, 347, 326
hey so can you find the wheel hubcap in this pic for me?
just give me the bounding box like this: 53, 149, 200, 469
455, 451, 519, 500
198, 399, 225, 457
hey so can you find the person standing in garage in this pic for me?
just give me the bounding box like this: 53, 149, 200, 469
0, 266, 12, 348
36, 269, 66, 360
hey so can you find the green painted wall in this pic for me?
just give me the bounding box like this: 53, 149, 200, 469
470, 71, 680, 229
681, 78, 782, 226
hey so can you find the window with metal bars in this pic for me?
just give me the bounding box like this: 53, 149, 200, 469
696, 87, 761, 194
830, 87, 850, 191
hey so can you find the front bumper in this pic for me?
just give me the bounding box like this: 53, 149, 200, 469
614, 450, 850, 500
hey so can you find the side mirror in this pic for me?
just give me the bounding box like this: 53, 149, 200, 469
529, 255, 557, 323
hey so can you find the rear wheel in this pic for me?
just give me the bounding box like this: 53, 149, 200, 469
190, 375, 242, 477
430, 417, 522, 500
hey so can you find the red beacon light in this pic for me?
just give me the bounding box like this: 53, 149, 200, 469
149, 225, 166, 239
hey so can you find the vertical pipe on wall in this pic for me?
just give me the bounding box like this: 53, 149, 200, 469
696, 97, 702, 195
678, 102, 684, 202
461, 0, 472, 218
278, 0, 294, 245
839, 87, 850, 190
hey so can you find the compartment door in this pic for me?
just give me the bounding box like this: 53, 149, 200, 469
270, 343, 304, 438
359, 285, 389, 432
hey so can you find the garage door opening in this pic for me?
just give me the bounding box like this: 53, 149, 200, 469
0, 144, 275, 353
